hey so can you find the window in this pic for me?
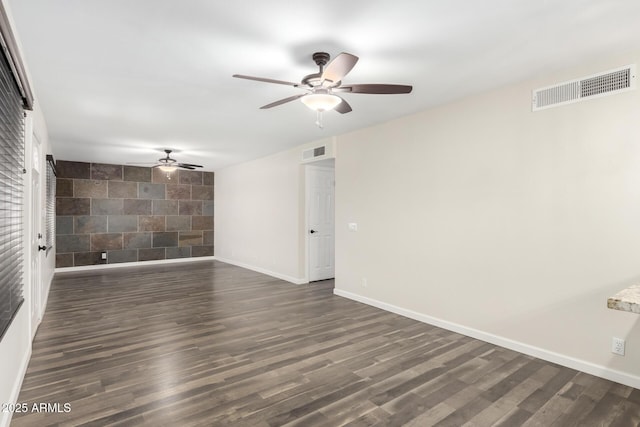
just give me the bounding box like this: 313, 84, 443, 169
45, 155, 56, 253
0, 44, 25, 339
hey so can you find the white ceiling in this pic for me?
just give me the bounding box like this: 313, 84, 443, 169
8, 0, 640, 171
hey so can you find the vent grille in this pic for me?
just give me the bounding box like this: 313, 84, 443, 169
302, 145, 326, 161
532, 64, 636, 111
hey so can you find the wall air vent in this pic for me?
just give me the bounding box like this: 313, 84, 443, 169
532, 64, 636, 111
302, 145, 326, 161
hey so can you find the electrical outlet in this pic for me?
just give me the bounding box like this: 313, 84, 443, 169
612, 337, 625, 356
101, 252, 107, 260
362, 278, 368, 288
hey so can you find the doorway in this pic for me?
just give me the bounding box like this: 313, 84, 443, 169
306, 164, 335, 282
30, 136, 42, 338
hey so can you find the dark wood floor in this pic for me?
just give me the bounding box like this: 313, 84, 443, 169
12, 261, 640, 426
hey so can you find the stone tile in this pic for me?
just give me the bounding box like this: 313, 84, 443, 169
108, 215, 138, 232
152, 232, 179, 248
90, 233, 123, 251
107, 249, 138, 264
57, 198, 90, 216
56, 178, 74, 197
203, 172, 214, 186
152, 167, 177, 184
57, 161, 90, 179
179, 231, 203, 247
55, 253, 74, 268
192, 216, 213, 230
108, 181, 138, 198
123, 199, 151, 215
138, 216, 165, 232
152, 200, 179, 215
124, 166, 151, 182
123, 232, 152, 249
179, 170, 203, 185
74, 216, 108, 234
56, 216, 74, 235
138, 248, 165, 261
92, 199, 124, 215
179, 200, 202, 215
192, 245, 214, 257
166, 246, 191, 259
166, 184, 191, 200
56, 235, 90, 253
166, 216, 190, 231
191, 185, 214, 200
203, 230, 214, 245
91, 163, 123, 180
74, 180, 108, 198
202, 200, 214, 216
74, 251, 105, 266
139, 183, 165, 199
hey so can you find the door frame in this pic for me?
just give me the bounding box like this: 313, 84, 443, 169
29, 132, 42, 338
304, 161, 335, 283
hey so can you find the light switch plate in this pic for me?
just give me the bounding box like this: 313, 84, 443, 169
348, 223, 358, 232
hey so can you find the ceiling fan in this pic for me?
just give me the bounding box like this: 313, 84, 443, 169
233, 51, 412, 126
127, 149, 203, 172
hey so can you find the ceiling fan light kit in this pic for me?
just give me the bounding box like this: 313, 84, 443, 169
158, 165, 178, 173
126, 149, 203, 177
300, 92, 342, 112
233, 51, 412, 127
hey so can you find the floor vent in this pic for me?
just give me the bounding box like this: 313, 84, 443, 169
532, 64, 636, 111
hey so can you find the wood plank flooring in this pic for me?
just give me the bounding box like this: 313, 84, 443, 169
11, 260, 640, 426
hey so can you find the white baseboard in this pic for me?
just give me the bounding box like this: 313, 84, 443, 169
334, 288, 640, 390
215, 257, 307, 285
55, 256, 216, 273
2, 346, 32, 427
0, 320, 32, 427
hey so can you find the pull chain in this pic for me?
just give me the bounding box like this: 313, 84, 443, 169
315, 110, 324, 129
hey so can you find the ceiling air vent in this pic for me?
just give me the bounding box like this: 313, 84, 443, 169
302, 145, 326, 161
532, 64, 636, 111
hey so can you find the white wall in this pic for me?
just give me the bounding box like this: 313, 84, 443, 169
215, 138, 334, 283
334, 51, 640, 387
0, 2, 54, 425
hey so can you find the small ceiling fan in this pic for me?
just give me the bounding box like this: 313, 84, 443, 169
233, 51, 412, 126
127, 149, 203, 172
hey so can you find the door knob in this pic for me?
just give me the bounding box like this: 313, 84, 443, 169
310, 229, 317, 234
38, 245, 47, 251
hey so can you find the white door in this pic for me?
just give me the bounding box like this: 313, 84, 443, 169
307, 166, 335, 281
31, 153, 42, 337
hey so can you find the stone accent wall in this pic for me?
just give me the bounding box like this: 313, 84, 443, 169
55, 161, 214, 268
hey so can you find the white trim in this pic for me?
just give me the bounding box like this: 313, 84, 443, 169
2, 346, 31, 427
0, 326, 31, 427
0, 350, 30, 427
55, 256, 216, 273
333, 288, 640, 390
215, 257, 307, 285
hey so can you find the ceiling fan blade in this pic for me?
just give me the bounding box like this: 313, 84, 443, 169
178, 165, 196, 170
321, 53, 358, 84
334, 84, 413, 94
233, 74, 299, 87
260, 94, 305, 109
177, 163, 203, 168
334, 97, 352, 114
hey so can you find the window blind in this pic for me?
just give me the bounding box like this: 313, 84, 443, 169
0, 41, 25, 339
45, 155, 56, 252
